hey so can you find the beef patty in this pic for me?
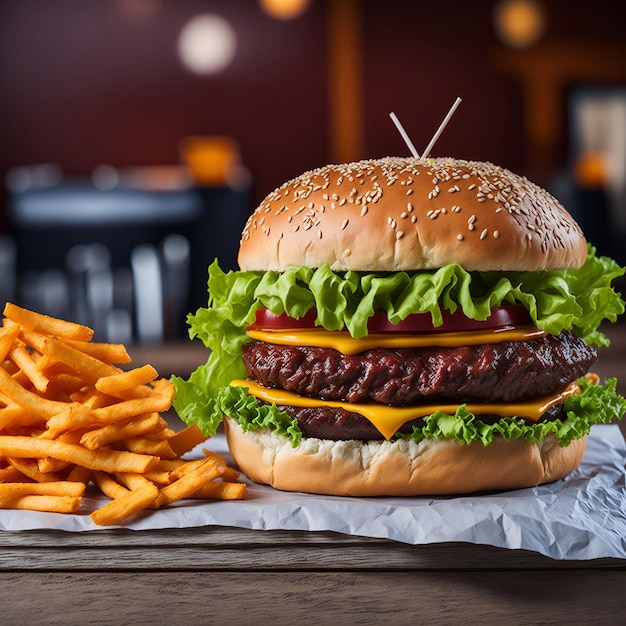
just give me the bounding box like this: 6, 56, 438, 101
263, 401, 568, 441
242, 330, 597, 406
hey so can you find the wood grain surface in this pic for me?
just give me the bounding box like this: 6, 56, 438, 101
0, 527, 624, 624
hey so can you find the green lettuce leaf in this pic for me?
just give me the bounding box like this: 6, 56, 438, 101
214, 377, 626, 448
171, 246, 624, 433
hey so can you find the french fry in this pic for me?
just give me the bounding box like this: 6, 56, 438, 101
9, 342, 49, 393
92, 471, 129, 500
0, 481, 85, 498
80, 413, 167, 450
151, 378, 175, 400
191, 481, 248, 500
114, 472, 153, 491
119, 437, 177, 460
91, 394, 172, 425
0, 494, 82, 513
141, 469, 173, 486
63, 339, 131, 364
157, 457, 225, 507
66, 464, 92, 484
95, 365, 158, 397
167, 424, 208, 457
201, 449, 240, 481
0, 436, 159, 473
90, 482, 159, 526
3, 302, 94, 341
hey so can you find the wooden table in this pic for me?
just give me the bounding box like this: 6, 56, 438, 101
1, 325, 623, 624
0, 525, 625, 625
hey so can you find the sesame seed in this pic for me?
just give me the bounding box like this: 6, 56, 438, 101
468, 184, 476, 190
406, 189, 414, 196
493, 230, 500, 238
457, 234, 464, 241
318, 230, 323, 239
480, 229, 488, 239
407, 202, 413, 212
468, 215, 476, 224
411, 215, 417, 223
468, 224, 475, 231
396, 231, 404, 240
400, 212, 408, 219
339, 198, 347, 206
361, 205, 368, 216
341, 218, 349, 230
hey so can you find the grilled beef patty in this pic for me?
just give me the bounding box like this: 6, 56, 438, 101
242, 330, 597, 406
262, 401, 567, 441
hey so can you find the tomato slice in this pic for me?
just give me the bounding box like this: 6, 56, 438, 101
248, 305, 532, 333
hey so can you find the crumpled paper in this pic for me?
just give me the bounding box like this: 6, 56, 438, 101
1, 424, 624, 561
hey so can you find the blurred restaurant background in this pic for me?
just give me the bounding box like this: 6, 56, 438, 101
0, 0, 625, 349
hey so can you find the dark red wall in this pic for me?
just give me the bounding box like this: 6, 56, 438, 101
1, 0, 625, 219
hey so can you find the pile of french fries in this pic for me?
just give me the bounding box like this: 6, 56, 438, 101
0, 303, 246, 526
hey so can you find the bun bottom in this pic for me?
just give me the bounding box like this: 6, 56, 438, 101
223, 417, 587, 496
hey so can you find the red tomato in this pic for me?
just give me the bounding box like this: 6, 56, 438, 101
248, 305, 532, 333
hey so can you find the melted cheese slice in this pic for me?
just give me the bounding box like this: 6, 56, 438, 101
231, 379, 581, 440
247, 326, 547, 355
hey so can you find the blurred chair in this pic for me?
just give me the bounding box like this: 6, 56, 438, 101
5, 165, 250, 343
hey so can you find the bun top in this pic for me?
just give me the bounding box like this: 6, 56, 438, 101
238, 157, 587, 272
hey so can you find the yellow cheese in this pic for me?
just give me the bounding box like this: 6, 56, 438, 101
231, 379, 581, 440
247, 326, 547, 355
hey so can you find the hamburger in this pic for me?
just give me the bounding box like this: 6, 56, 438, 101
173, 157, 626, 496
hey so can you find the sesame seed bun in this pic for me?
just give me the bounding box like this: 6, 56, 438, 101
238, 157, 587, 272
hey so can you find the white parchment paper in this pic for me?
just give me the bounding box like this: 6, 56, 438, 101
1, 424, 624, 560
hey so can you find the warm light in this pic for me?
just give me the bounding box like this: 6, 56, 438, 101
259, 0, 311, 20
575, 151, 607, 189
177, 13, 237, 75
494, 0, 546, 49
180, 135, 247, 187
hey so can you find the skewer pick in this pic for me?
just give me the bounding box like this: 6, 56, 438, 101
421, 97, 462, 159
389, 112, 420, 159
